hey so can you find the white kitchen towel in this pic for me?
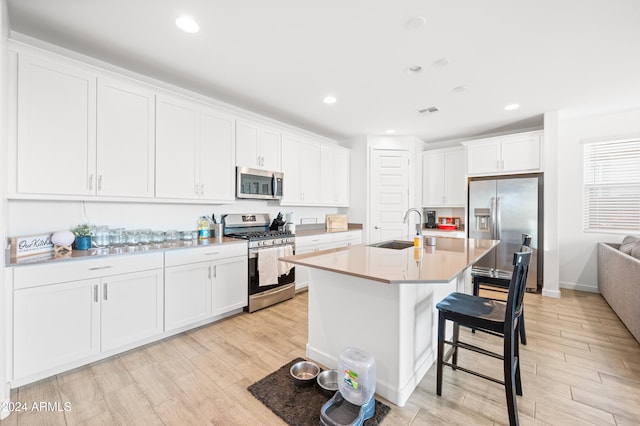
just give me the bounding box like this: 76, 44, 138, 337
278, 245, 294, 276
258, 247, 280, 286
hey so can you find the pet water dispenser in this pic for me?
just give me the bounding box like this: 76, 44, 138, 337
320, 347, 376, 426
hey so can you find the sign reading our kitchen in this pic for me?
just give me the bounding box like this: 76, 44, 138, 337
10, 233, 55, 258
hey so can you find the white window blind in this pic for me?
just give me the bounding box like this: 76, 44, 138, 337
583, 137, 640, 233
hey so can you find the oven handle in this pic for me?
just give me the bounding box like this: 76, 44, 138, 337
249, 244, 295, 258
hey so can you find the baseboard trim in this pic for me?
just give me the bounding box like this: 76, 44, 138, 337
560, 282, 599, 293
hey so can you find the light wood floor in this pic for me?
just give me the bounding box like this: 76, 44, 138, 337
2, 289, 639, 425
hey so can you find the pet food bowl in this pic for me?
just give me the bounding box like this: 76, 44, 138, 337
290, 361, 320, 386
317, 369, 339, 395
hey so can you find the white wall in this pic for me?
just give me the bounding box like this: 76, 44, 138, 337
1, 0, 10, 418
557, 107, 640, 292
7, 199, 340, 237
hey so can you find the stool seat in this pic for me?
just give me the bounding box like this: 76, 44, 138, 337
437, 292, 507, 329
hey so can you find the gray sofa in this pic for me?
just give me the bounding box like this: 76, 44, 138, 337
597, 241, 640, 343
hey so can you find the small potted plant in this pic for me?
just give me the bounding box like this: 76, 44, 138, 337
73, 223, 93, 250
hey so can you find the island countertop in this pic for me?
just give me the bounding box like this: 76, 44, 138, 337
282, 237, 499, 284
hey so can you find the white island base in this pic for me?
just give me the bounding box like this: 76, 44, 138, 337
306, 268, 466, 407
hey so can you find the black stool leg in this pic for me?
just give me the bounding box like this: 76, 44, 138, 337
452, 322, 460, 368
437, 311, 445, 396
503, 328, 520, 426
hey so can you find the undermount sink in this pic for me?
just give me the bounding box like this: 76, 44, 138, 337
369, 240, 415, 250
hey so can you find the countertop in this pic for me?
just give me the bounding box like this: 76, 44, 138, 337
6, 236, 246, 267
293, 224, 363, 237
281, 237, 498, 284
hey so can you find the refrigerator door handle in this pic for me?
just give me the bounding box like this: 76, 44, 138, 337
496, 196, 501, 240
490, 196, 497, 239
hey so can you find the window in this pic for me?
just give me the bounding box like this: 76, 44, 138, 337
583, 136, 640, 233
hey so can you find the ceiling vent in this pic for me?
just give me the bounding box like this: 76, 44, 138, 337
418, 106, 439, 115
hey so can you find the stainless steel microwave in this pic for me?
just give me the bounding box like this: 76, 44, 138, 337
236, 167, 284, 200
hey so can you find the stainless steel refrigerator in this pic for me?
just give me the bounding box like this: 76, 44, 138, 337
468, 174, 543, 291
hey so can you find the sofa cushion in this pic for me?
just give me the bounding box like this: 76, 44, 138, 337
619, 236, 640, 255
632, 242, 640, 259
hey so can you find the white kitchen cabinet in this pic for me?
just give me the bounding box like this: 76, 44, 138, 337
13, 278, 101, 380
422, 147, 466, 207
100, 269, 164, 352
332, 230, 362, 248
16, 53, 96, 196
236, 120, 281, 171
96, 77, 155, 198
12, 253, 164, 382
164, 243, 248, 332
321, 145, 350, 206
155, 94, 236, 202
281, 133, 322, 205
463, 131, 542, 176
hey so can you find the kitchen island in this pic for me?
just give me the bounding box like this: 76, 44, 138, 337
281, 237, 498, 407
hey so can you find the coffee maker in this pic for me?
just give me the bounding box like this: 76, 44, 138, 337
425, 210, 437, 229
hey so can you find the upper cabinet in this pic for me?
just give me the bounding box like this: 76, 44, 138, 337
155, 94, 235, 202
463, 131, 543, 176
97, 77, 155, 198
280, 133, 321, 205
422, 147, 466, 207
321, 144, 350, 206
236, 120, 281, 171
16, 54, 97, 196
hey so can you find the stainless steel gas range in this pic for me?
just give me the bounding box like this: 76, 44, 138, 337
223, 213, 295, 313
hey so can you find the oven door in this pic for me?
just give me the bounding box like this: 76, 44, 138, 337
237, 167, 283, 200
248, 246, 295, 295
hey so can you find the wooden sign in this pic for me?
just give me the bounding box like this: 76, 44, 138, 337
10, 233, 55, 258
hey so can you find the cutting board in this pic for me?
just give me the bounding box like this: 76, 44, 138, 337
326, 214, 348, 231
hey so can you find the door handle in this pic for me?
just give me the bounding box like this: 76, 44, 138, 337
272, 173, 278, 197
374, 226, 381, 229
103, 283, 108, 301
496, 197, 501, 239
490, 197, 497, 239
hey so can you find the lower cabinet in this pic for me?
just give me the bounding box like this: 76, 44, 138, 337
164, 245, 248, 332
13, 266, 163, 381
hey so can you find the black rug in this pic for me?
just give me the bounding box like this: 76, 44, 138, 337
248, 358, 391, 426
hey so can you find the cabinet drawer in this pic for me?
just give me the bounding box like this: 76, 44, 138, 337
295, 233, 333, 248
164, 242, 246, 267
332, 231, 362, 244
14, 252, 164, 289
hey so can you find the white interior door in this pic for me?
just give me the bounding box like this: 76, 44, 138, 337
370, 149, 411, 243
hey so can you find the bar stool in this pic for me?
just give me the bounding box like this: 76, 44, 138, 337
436, 246, 532, 426
471, 233, 532, 345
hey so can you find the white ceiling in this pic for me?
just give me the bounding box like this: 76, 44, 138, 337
6, 0, 640, 143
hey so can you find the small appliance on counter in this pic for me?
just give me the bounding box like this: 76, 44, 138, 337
425, 211, 437, 229
320, 347, 376, 426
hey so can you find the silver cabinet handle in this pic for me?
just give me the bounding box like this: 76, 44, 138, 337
195, 183, 199, 195
103, 283, 108, 301
200, 183, 204, 195
89, 266, 112, 271
94, 285, 98, 303
208, 266, 212, 279
88, 174, 94, 190
204, 252, 220, 256
98, 175, 102, 191
213, 265, 217, 278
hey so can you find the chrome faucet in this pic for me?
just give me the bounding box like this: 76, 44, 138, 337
403, 208, 423, 237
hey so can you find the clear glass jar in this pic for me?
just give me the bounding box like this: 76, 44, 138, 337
138, 229, 151, 245
152, 231, 165, 243
165, 230, 178, 243
109, 228, 124, 246
125, 230, 139, 246
181, 230, 193, 241
94, 226, 110, 248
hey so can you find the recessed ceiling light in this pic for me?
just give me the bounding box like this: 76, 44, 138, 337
323, 95, 337, 105
385, 129, 396, 134
432, 57, 450, 68
504, 103, 520, 111
405, 65, 423, 74
405, 16, 426, 31
452, 85, 468, 93
176, 16, 199, 33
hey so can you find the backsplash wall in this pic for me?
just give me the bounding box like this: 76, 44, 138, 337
6, 199, 343, 238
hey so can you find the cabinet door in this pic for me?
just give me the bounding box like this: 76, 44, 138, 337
235, 120, 259, 168
155, 95, 199, 199
13, 279, 100, 380
466, 140, 500, 175
444, 149, 466, 206
422, 151, 445, 206
100, 269, 163, 352
211, 256, 248, 316
97, 78, 155, 198
334, 148, 350, 206
280, 135, 302, 203
200, 107, 236, 202
165, 262, 212, 331
17, 54, 96, 196
501, 133, 541, 172
260, 127, 281, 171
299, 141, 322, 204
320, 146, 334, 204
